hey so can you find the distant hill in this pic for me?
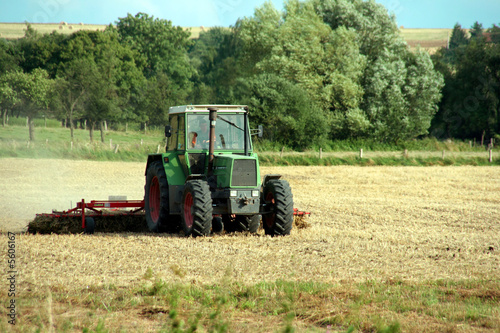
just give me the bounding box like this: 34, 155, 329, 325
400, 28, 452, 53
0, 22, 108, 39
0, 22, 204, 40
0, 22, 449, 52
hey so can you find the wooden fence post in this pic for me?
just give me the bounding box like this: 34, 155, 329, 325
319, 148, 323, 159
359, 149, 363, 158
114, 144, 119, 154
489, 149, 493, 163
442, 150, 445, 160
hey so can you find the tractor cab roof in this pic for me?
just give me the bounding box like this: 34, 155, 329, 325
169, 105, 248, 114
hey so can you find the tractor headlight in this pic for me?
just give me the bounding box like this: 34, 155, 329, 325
230, 190, 238, 197
252, 190, 260, 197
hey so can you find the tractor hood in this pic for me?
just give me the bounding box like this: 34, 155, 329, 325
212, 154, 260, 188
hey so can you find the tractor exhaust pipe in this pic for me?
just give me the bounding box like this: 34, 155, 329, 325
208, 107, 218, 175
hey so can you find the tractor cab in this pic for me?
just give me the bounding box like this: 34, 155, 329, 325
164, 105, 253, 177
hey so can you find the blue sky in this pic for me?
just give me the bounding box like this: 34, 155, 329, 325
0, 0, 499, 29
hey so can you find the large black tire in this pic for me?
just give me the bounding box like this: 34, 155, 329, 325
262, 180, 294, 236
181, 180, 213, 237
234, 215, 261, 233
145, 161, 172, 232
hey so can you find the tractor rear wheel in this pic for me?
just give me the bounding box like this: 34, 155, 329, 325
145, 161, 171, 232
181, 180, 213, 237
262, 180, 293, 236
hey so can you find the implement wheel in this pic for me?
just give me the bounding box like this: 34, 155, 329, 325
145, 161, 172, 232
84, 217, 95, 234
182, 180, 213, 237
263, 180, 293, 236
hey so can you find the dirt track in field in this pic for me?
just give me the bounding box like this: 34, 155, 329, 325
1, 158, 499, 290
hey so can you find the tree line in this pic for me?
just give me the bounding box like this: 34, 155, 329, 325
0, 0, 498, 148
431, 22, 500, 142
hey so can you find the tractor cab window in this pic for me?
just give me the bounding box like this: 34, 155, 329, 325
187, 113, 247, 151
166, 115, 178, 151
167, 115, 186, 151
178, 116, 185, 150
188, 114, 210, 149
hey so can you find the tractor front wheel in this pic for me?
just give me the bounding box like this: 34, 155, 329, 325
262, 180, 293, 236
234, 215, 261, 233
181, 180, 213, 237
145, 161, 171, 232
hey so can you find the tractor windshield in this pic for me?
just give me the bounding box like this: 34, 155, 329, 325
187, 113, 248, 150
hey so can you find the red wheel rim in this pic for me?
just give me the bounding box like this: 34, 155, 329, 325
264, 191, 275, 228
184, 192, 194, 229
149, 176, 160, 224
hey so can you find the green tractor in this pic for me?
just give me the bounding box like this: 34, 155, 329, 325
144, 105, 294, 237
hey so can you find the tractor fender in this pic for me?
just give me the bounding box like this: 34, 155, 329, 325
186, 174, 206, 181
145, 154, 163, 176
262, 174, 282, 187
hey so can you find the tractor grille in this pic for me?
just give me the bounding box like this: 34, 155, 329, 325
231, 159, 257, 187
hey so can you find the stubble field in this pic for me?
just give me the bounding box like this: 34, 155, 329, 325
0, 158, 499, 332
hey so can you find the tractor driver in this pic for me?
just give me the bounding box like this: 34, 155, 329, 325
191, 118, 210, 148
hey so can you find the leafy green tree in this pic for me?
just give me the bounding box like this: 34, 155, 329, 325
449, 23, 468, 49
486, 43, 500, 135
236, 0, 443, 143
0, 41, 20, 127
14, 25, 65, 76
137, 72, 188, 127
6, 69, 54, 141
237, 0, 367, 140
115, 13, 194, 126
189, 27, 242, 104
0, 39, 18, 74
116, 13, 193, 79
52, 58, 97, 139
317, 0, 402, 58
56, 29, 145, 142
316, 0, 443, 142
237, 73, 330, 148
0, 76, 19, 127
488, 24, 500, 44
470, 21, 484, 41
431, 23, 500, 140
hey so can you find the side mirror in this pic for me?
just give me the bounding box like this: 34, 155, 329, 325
251, 125, 264, 137
165, 125, 172, 138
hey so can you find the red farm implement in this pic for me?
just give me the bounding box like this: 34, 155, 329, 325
31, 199, 146, 234
30, 198, 310, 234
